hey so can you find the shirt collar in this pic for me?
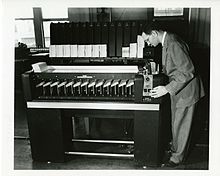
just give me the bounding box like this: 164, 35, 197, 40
162, 31, 167, 47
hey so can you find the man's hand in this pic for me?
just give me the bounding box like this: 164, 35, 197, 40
149, 86, 168, 98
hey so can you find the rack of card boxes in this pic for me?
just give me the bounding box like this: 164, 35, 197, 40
49, 21, 147, 59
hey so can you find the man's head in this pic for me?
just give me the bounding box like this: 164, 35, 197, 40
141, 21, 164, 47
142, 30, 161, 47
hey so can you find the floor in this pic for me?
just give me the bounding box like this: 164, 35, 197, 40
14, 90, 209, 170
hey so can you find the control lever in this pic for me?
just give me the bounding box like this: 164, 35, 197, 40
50, 81, 59, 96
119, 79, 127, 96
81, 80, 89, 95
65, 81, 74, 95
57, 81, 67, 96
103, 79, 112, 95
126, 80, 134, 96
36, 81, 45, 88
73, 80, 82, 95
111, 79, 120, 96
42, 81, 52, 96
88, 80, 96, 95
96, 79, 104, 95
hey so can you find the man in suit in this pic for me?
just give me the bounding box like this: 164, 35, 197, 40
142, 22, 205, 167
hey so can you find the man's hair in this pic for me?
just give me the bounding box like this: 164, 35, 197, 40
142, 20, 168, 34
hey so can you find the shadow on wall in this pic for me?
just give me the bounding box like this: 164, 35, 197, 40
190, 46, 210, 146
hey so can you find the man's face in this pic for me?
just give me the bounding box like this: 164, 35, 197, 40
142, 31, 159, 47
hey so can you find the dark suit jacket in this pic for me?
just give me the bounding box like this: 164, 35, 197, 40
162, 32, 205, 107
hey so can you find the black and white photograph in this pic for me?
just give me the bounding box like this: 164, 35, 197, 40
1, 0, 220, 176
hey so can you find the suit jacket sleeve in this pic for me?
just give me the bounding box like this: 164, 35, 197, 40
165, 41, 195, 96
